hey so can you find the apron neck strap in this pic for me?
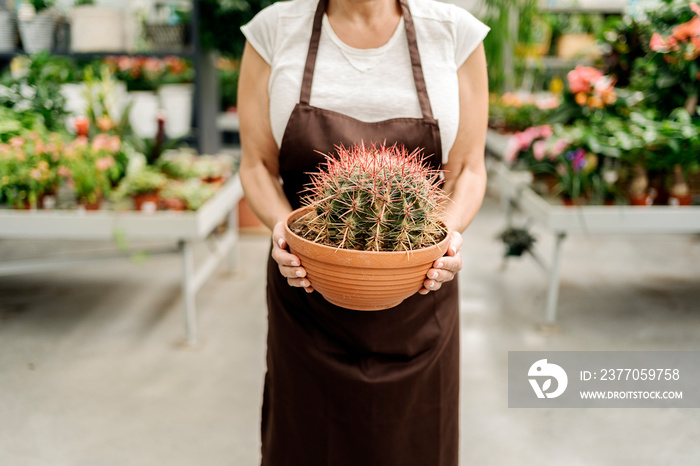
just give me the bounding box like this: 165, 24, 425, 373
299, 0, 435, 121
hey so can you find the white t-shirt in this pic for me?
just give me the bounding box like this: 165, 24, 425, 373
241, 0, 489, 163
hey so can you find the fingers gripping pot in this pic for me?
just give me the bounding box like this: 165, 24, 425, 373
284, 143, 450, 311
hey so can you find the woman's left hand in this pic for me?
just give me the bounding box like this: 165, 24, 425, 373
418, 231, 463, 295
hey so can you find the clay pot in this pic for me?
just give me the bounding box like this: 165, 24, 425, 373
628, 193, 654, 206
668, 194, 692, 206
132, 191, 160, 212
78, 197, 102, 211
162, 197, 187, 211
284, 207, 450, 311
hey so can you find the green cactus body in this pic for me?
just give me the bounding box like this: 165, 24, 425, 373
294, 143, 448, 252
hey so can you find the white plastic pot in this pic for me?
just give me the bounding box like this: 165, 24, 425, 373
70, 6, 124, 53
128, 91, 159, 138
158, 84, 193, 139
0, 11, 17, 52
18, 9, 56, 53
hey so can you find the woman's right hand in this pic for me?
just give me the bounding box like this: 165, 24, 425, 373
272, 220, 314, 293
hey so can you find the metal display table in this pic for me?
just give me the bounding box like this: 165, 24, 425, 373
0, 174, 244, 346
490, 161, 700, 326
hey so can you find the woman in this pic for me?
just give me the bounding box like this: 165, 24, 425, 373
238, 0, 489, 463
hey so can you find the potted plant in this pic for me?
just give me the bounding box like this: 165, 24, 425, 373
105, 56, 164, 138
62, 133, 121, 209
0, 53, 70, 133
115, 165, 167, 211
284, 143, 450, 311
17, 0, 57, 53
70, 0, 125, 53
156, 150, 197, 179
161, 178, 217, 211
0, 135, 52, 209
192, 154, 232, 183
157, 56, 194, 138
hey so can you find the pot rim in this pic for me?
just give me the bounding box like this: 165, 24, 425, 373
284, 206, 450, 264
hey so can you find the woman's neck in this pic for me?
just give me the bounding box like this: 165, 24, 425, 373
326, 0, 402, 49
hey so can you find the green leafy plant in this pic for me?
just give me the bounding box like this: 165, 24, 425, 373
0, 53, 71, 132
161, 178, 217, 210
73, 0, 95, 6
0, 134, 57, 207
199, 0, 279, 58
114, 166, 168, 197
24, 0, 55, 12
291, 143, 448, 252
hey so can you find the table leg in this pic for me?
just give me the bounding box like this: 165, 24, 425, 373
180, 240, 197, 346
544, 232, 567, 325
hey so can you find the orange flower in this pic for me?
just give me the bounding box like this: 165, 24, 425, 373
96, 115, 114, 132
575, 92, 588, 106
672, 16, 700, 42
602, 89, 617, 105
587, 95, 604, 109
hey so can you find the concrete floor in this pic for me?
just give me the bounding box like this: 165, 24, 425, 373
1, 195, 699, 466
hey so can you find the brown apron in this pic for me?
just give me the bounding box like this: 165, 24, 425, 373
263, 0, 460, 464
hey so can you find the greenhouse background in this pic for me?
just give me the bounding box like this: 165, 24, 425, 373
0, 0, 699, 464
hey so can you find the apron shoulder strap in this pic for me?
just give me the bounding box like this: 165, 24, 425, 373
299, 0, 435, 122
299, 0, 327, 105
399, 0, 434, 121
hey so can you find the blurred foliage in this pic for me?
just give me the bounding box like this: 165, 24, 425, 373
199, 0, 280, 58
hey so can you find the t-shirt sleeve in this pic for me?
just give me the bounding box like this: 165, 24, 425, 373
240, 4, 280, 65
453, 8, 490, 67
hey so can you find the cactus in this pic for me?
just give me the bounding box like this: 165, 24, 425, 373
292, 143, 448, 252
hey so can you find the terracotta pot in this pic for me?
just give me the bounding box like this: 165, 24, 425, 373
78, 197, 102, 211
132, 191, 160, 212
561, 196, 584, 207
668, 194, 692, 206
201, 174, 223, 184
284, 207, 450, 311
162, 197, 187, 211
629, 193, 653, 206
15, 193, 49, 210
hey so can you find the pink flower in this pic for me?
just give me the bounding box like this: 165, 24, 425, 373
650, 32, 670, 52
504, 136, 521, 164
57, 166, 72, 178
539, 125, 554, 139
515, 127, 541, 151
567, 66, 604, 94
550, 138, 570, 158
30, 168, 42, 180
143, 58, 164, 73
118, 56, 134, 72
592, 75, 616, 95
532, 140, 547, 161
9, 136, 25, 148
691, 2, 700, 16
96, 156, 115, 171
92, 134, 121, 153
